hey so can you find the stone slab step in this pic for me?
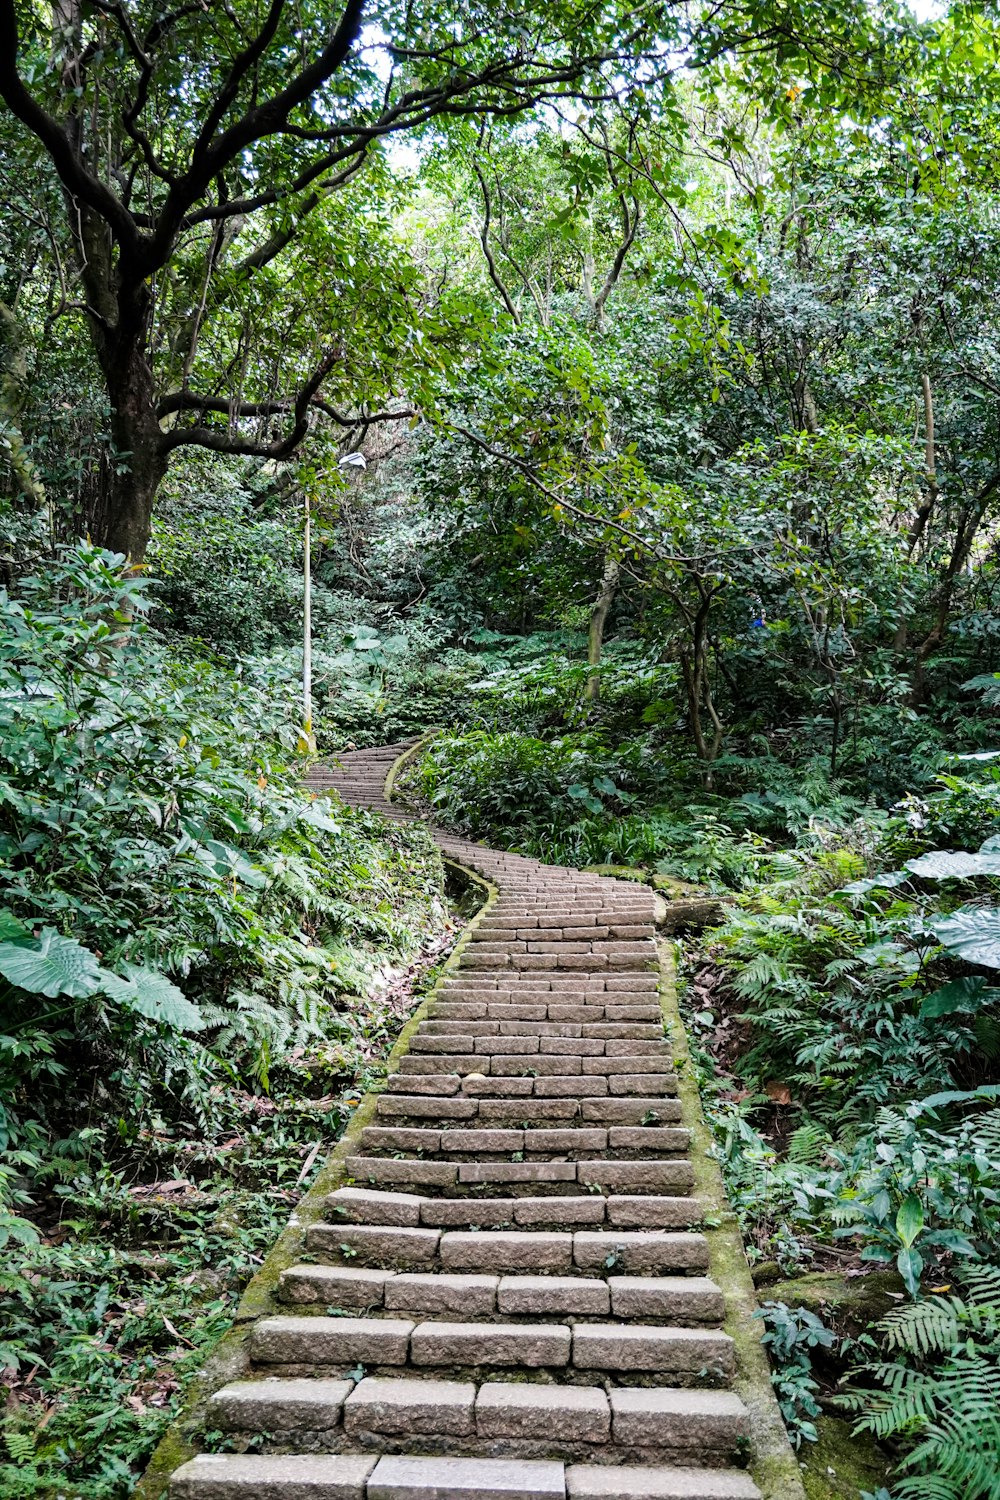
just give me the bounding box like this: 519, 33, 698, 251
572, 1325, 734, 1377
345, 1376, 476, 1436
205, 1379, 749, 1465
566, 1467, 761, 1500
368, 1455, 564, 1500
410, 1321, 572, 1368
207, 1378, 354, 1431
170, 1453, 377, 1498
357, 1127, 691, 1159
304, 1225, 709, 1274
283, 1267, 723, 1319
342, 1156, 693, 1198
251, 1316, 413, 1367
573, 1232, 710, 1274
321, 1188, 701, 1233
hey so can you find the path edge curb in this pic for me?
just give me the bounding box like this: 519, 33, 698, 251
658, 937, 807, 1500
133, 740, 498, 1500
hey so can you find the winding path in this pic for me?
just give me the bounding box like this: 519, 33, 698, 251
167, 740, 770, 1500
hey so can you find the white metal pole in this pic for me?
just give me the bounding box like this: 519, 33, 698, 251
302, 488, 313, 750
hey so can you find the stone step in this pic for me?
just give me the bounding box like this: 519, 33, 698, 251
566, 1467, 761, 1500
169, 1454, 377, 1498
356, 1125, 691, 1158
320, 1187, 702, 1233
206, 1376, 354, 1431
279, 1266, 722, 1321
305, 1223, 709, 1273
368, 1455, 565, 1500
342, 1155, 694, 1197
248, 1317, 732, 1378
251, 1315, 414, 1367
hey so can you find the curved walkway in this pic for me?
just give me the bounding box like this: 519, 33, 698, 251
168, 740, 771, 1500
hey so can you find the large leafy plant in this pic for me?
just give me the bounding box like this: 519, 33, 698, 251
0, 543, 445, 1162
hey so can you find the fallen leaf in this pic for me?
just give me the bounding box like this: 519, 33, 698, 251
765, 1080, 793, 1105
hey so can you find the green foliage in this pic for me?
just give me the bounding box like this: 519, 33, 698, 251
755, 1301, 835, 1447
843, 1274, 1000, 1500
0, 540, 445, 1156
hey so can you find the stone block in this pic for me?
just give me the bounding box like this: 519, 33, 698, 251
457, 1161, 577, 1186
170, 1453, 377, 1499
367, 1455, 566, 1500
604, 1040, 671, 1056
582, 1056, 674, 1075
306, 1223, 441, 1268
581, 1098, 680, 1124
476, 1036, 539, 1054
609, 1388, 748, 1450
325, 1188, 423, 1227
491, 1054, 581, 1076
573, 1231, 710, 1275
607, 1075, 679, 1095
411, 1034, 477, 1053
410, 1320, 572, 1369
476, 1381, 610, 1442
609, 1276, 725, 1322
524, 1128, 606, 1153
513, 1196, 605, 1227
444, 1129, 524, 1152
539, 1038, 605, 1055
479, 1099, 580, 1123
398, 1055, 480, 1075
384, 1273, 498, 1316
344, 1376, 475, 1437
440, 1230, 573, 1273
345, 1158, 457, 1190
577, 1161, 695, 1193
564, 1464, 761, 1500
377, 1095, 477, 1119
536, 1075, 608, 1097
250, 1315, 413, 1367
606, 1197, 702, 1230
572, 1324, 734, 1375
360, 1127, 441, 1153
582, 1023, 662, 1040
607, 1127, 690, 1153
497, 1274, 610, 1315
278, 1264, 391, 1308
207, 1377, 353, 1431
461, 1076, 533, 1097
384, 1074, 461, 1095
420, 1199, 516, 1228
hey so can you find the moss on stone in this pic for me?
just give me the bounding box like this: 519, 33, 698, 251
766, 1270, 905, 1332
800, 1415, 890, 1499
650, 874, 709, 897
580, 863, 649, 881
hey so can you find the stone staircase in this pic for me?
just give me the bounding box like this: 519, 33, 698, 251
167, 738, 778, 1500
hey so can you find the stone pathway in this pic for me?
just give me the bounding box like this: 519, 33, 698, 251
168, 739, 769, 1500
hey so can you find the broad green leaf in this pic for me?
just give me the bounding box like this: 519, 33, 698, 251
0, 929, 103, 999
931, 907, 1000, 968
895, 1195, 924, 1249
97, 965, 203, 1032
0, 910, 31, 943
906, 850, 1000, 879
919, 977, 994, 1018
896, 1246, 923, 1297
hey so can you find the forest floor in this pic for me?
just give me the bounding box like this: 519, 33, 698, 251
1, 924, 463, 1500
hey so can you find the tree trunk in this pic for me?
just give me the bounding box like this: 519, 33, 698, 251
0, 300, 47, 508
86, 285, 166, 562
585, 554, 619, 703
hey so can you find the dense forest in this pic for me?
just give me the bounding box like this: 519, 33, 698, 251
3, 0, 1000, 1496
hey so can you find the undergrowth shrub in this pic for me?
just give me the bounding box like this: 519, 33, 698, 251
0, 542, 446, 1171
